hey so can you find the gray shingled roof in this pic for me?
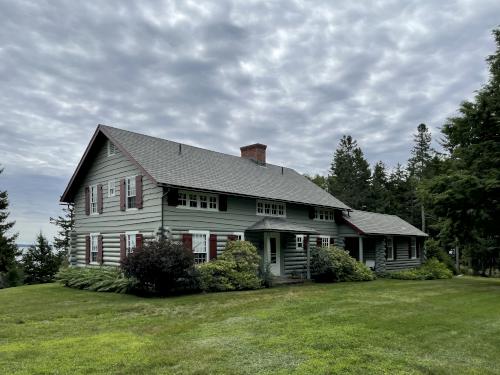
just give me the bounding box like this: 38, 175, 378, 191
101, 125, 349, 209
247, 218, 318, 234
343, 210, 428, 237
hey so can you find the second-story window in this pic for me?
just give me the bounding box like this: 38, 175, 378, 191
256, 200, 286, 217
126, 177, 136, 209
90, 185, 98, 214
177, 191, 218, 211
314, 209, 335, 221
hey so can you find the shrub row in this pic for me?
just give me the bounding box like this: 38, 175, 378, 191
389, 258, 453, 280
56, 267, 132, 293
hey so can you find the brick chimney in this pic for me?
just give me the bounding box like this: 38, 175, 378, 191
240, 143, 267, 165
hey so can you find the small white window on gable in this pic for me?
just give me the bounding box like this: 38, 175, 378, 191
126, 231, 137, 255
256, 200, 286, 217
107, 141, 117, 156
126, 176, 136, 209
386, 236, 394, 260
177, 191, 218, 211
108, 180, 116, 197
90, 233, 99, 263
296, 235, 304, 250
320, 236, 330, 248
90, 185, 98, 215
190, 230, 209, 264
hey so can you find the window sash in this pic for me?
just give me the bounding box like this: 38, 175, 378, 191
256, 200, 286, 217
177, 191, 218, 211
314, 209, 335, 221
320, 236, 330, 248
90, 185, 98, 214
126, 177, 136, 209
108, 180, 116, 197
191, 231, 209, 264
90, 234, 98, 263
296, 235, 304, 250
386, 237, 394, 260
410, 237, 417, 259
126, 233, 137, 255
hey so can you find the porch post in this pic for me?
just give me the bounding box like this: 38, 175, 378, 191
306, 235, 311, 280
358, 237, 364, 263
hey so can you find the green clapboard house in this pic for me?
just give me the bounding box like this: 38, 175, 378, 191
61, 125, 427, 277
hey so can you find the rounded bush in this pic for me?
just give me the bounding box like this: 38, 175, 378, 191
390, 258, 453, 280
311, 245, 375, 282
121, 239, 197, 295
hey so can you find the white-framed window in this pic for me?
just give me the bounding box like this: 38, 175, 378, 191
90, 185, 98, 215
90, 233, 99, 263
319, 235, 330, 248
296, 234, 304, 250
126, 176, 136, 209
190, 230, 209, 264
256, 200, 286, 217
314, 209, 335, 221
108, 180, 116, 197
107, 141, 117, 156
233, 232, 245, 241
126, 231, 138, 255
410, 237, 417, 259
386, 236, 394, 260
177, 191, 218, 211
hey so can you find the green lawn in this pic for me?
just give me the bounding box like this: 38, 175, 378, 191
1, 278, 499, 374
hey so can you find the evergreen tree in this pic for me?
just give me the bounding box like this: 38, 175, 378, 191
386, 164, 415, 224
366, 161, 390, 212
50, 203, 74, 262
421, 28, 500, 274
304, 174, 329, 191
328, 135, 371, 209
22, 233, 63, 284
0, 166, 21, 288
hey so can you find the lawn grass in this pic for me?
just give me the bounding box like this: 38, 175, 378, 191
1, 277, 499, 374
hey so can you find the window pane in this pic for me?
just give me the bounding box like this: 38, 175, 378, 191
209, 196, 217, 209
189, 194, 198, 208
200, 195, 208, 209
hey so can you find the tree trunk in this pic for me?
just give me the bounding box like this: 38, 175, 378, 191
421, 204, 426, 232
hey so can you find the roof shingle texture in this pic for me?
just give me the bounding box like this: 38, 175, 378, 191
344, 210, 428, 236
102, 125, 349, 209
247, 217, 318, 233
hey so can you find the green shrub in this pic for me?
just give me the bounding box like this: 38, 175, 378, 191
56, 267, 133, 293
311, 246, 375, 282
121, 239, 197, 295
198, 240, 262, 292
390, 258, 453, 280
424, 238, 457, 274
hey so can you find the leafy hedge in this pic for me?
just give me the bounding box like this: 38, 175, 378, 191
389, 258, 453, 280
311, 246, 375, 282
198, 240, 262, 292
56, 267, 133, 293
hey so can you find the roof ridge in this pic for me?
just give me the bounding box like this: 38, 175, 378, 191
99, 124, 293, 171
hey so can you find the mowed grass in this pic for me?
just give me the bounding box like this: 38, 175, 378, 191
1, 278, 499, 375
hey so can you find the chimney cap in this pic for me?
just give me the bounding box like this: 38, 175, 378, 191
240, 143, 267, 151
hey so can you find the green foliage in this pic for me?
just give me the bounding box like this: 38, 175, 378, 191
56, 266, 132, 293
49, 203, 74, 262
22, 233, 64, 284
310, 245, 375, 282
121, 239, 197, 295
304, 174, 329, 191
198, 240, 262, 292
390, 259, 453, 280
424, 238, 456, 273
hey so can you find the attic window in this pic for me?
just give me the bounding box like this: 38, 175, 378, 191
107, 141, 117, 156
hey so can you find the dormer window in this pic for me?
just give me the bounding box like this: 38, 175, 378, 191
314, 208, 335, 221
107, 141, 117, 156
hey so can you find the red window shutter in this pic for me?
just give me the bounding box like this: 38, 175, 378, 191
182, 233, 193, 251
136, 233, 143, 250
97, 184, 104, 214
308, 206, 315, 219
316, 237, 322, 247
119, 178, 126, 211
227, 234, 237, 242
209, 234, 217, 260
97, 235, 104, 264
167, 188, 179, 206
219, 195, 228, 211
330, 237, 335, 246
135, 175, 143, 209
120, 234, 126, 261
85, 235, 90, 264
85, 187, 90, 216
304, 235, 309, 250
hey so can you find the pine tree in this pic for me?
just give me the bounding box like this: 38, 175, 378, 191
50, 203, 74, 261
328, 135, 371, 209
366, 161, 390, 212
22, 233, 63, 284
0, 166, 20, 287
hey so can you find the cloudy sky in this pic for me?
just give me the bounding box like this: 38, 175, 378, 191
1, 0, 498, 243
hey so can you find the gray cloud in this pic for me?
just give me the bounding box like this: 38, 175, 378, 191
0, 0, 498, 242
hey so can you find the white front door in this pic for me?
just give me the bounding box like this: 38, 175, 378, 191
265, 232, 281, 276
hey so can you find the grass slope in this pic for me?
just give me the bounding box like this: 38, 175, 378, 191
0, 278, 499, 374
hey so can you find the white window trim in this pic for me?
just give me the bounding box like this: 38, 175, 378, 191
386, 236, 394, 261
125, 176, 137, 210
233, 232, 245, 241
177, 190, 219, 211
296, 234, 304, 250
410, 237, 417, 259
108, 180, 116, 198
256, 199, 286, 218
90, 233, 99, 264
90, 184, 98, 215
125, 231, 138, 255
319, 235, 330, 248
189, 230, 210, 264
314, 208, 335, 221
107, 141, 116, 156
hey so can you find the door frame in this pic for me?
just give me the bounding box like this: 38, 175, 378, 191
264, 232, 281, 276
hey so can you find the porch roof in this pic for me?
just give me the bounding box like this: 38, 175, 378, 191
247, 217, 318, 234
